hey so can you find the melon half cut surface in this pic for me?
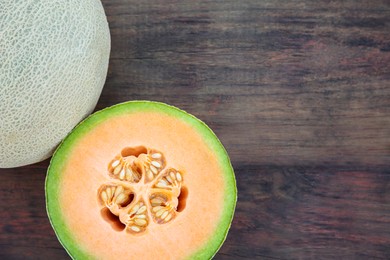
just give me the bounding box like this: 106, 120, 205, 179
46, 101, 237, 259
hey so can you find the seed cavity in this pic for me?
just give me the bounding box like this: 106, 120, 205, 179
148, 193, 178, 224
144, 149, 166, 182
108, 156, 142, 183
98, 185, 133, 211
153, 169, 183, 195
99, 147, 186, 234
101, 208, 126, 232
125, 201, 149, 234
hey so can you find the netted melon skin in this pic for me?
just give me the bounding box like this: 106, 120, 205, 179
0, 0, 110, 168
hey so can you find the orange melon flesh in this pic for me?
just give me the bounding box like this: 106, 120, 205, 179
46, 101, 236, 259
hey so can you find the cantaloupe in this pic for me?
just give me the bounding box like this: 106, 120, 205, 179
0, 0, 110, 168
46, 101, 236, 259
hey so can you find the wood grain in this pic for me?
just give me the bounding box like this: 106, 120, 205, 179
1, 0, 389, 259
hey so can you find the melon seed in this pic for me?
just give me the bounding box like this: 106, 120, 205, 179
125, 168, 133, 181
130, 226, 141, 232
156, 208, 166, 217
165, 213, 172, 221
151, 161, 161, 168
106, 187, 112, 200
119, 169, 125, 180
135, 219, 147, 226
159, 179, 168, 186
151, 153, 161, 159
161, 211, 169, 219
166, 176, 173, 184
114, 186, 123, 197
147, 170, 154, 181
150, 165, 158, 174
115, 193, 125, 204
156, 182, 168, 188
130, 205, 140, 215
113, 164, 122, 175
137, 206, 147, 214
153, 206, 163, 212
101, 191, 108, 202
111, 160, 120, 168
151, 198, 163, 205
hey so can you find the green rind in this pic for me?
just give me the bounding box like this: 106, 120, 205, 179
45, 101, 237, 259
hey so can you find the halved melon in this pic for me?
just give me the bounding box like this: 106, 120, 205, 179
46, 101, 236, 259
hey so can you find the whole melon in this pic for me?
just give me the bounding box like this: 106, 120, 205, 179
0, 0, 110, 168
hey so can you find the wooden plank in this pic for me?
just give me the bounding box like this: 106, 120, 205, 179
99, 0, 390, 166
218, 165, 390, 259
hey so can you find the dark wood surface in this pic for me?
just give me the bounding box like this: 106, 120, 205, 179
1, 0, 390, 259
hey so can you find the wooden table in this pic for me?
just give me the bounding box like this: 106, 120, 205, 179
1, 0, 389, 259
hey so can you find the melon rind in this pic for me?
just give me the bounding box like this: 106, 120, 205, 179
46, 101, 237, 259
0, 0, 110, 168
